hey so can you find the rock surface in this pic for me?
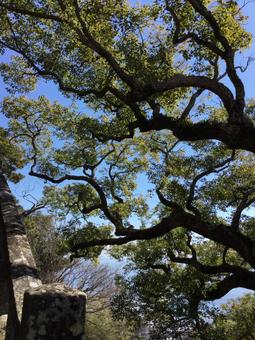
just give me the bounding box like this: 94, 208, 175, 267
19, 283, 86, 340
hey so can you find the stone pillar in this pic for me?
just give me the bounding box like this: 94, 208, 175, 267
19, 283, 86, 340
0, 174, 41, 339
0, 209, 10, 339
0, 174, 87, 339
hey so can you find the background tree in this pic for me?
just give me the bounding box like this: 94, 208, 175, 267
25, 213, 67, 282
0, 0, 255, 319
24, 212, 136, 339
204, 294, 255, 340
56, 259, 137, 340
111, 237, 218, 339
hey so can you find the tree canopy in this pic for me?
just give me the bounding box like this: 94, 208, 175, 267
1, 0, 255, 318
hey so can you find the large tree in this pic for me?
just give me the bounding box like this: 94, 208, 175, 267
1, 0, 255, 315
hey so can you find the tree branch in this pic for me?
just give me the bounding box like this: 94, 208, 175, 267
203, 271, 255, 300
71, 0, 137, 89
165, 2, 225, 57
187, 0, 245, 116
132, 74, 234, 114
0, 2, 63, 22
186, 150, 235, 216
231, 192, 255, 230
70, 206, 255, 269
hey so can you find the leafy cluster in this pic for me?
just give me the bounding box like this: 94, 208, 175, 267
0, 126, 25, 181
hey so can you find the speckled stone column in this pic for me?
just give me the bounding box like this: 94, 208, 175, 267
0, 174, 87, 339
19, 283, 86, 340
0, 207, 10, 340
0, 174, 41, 340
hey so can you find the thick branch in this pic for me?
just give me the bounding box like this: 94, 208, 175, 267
72, 0, 136, 89
165, 2, 224, 57
231, 193, 255, 230
187, 0, 231, 52
180, 89, 204, 120
70, 207, 255, 269
168, 249, 249, 276
137, 117, 255, 154
131, 74, 234, 113
203, 271, 255, 300
29, 169, 127, 234
156, 189, 181, 210
0, 3, 62, 22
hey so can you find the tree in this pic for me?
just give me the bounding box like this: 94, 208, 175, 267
25, 212, 116, 311
56, 259, 137, 339
85, 309, 136, 340
1, 0, 255, 312
110, 237, 218, 339
112, 256, 255, 339
60, 259, 138, 339
25, 213, 68, 282
25, 212, 136, 339
204, 294, 255, 339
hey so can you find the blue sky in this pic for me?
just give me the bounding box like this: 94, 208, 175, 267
0, 1, 254, 303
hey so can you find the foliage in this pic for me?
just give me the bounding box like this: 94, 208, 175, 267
0, 126, 25, 181
110, 237, 217, 339
112, 250, 255, 339
25, 213, 68, 282
204, 294, 255, 339
86, 309, 136, 340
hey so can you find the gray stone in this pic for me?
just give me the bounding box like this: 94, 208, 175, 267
0, 174, 87, 339
0, 174, 41, 339
19, 283, 86, 340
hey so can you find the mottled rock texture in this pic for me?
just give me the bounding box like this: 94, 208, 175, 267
20, 284, 86, 340
0, 209, 9, 339
0, 174, 41, 340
